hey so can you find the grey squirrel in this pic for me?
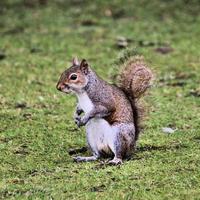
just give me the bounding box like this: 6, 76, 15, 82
56, 56, 153, 165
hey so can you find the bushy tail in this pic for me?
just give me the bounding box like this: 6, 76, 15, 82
114, 50, 153, 140
118, 55, 153, 99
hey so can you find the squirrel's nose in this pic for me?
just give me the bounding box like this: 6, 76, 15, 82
56, 83, 62, 91
56, 83, 69, 91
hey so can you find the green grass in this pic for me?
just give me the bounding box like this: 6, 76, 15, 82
0, 0, 200, 199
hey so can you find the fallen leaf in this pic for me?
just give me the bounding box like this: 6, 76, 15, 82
90, 184, 106, 192
68, 146, 88, 155
8, 178, 25, 184
112, 9, 125, 19
167, 81, 187, 87
175, 72, 194, 80
15, 102, 27, 109
4, 26, 24, 35
139, 40, 156, 47
30, 47, 42, 53
162, 127, 176, 134
38, 96, 44, 101
104, 9, 112, 17
0, 52, 6, 60
155, 46, 173, 54
22, 113, 32, 120
116, 36, 128, 49
189, 88, 200, 97
81, 19, 97, 26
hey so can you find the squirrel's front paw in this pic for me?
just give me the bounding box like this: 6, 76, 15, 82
74, 116, 82, 127
75, 116, 88, 127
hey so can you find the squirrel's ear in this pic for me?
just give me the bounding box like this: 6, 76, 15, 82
72, 57, 79, 66
80, 59, 89, 74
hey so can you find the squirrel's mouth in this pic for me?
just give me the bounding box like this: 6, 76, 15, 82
56, 83, 71, 93
62, 88, 71, 94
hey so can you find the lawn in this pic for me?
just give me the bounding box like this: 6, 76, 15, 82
0, 0, 200, 199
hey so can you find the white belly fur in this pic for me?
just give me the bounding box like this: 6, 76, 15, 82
77, 92, 94, 113
86, 118, 117, 155
76, 92, 117, 154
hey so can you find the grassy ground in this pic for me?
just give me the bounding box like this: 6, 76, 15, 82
0, 0, 200, 199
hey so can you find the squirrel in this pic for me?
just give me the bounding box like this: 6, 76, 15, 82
56, 56, 153, 165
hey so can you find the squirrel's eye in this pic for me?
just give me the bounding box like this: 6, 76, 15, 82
70, 73, 77, 80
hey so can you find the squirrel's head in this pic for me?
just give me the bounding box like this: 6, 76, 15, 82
56, 58, 90, 94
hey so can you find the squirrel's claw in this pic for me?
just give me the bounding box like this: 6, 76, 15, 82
73, 156, 84, 162
74, 116, 79, 123
108, 158, 123, 165
74, 116, 88, 127
76, 109, 83, 116
74, 116, 81, 127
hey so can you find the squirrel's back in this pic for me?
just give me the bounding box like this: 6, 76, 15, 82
104, 84, 134, 125
85, 71, 134, 125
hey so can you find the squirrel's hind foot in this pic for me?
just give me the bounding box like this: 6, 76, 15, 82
108, 158, 123, 165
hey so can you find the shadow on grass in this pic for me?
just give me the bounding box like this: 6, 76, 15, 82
68, 143, 188, 169
136, 143, 188, 152
68, 143, 188, 156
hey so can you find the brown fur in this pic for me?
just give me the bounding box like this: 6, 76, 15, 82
116, 55, 153, 140
118, 56, 153, 98
104, 85, 133, 124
